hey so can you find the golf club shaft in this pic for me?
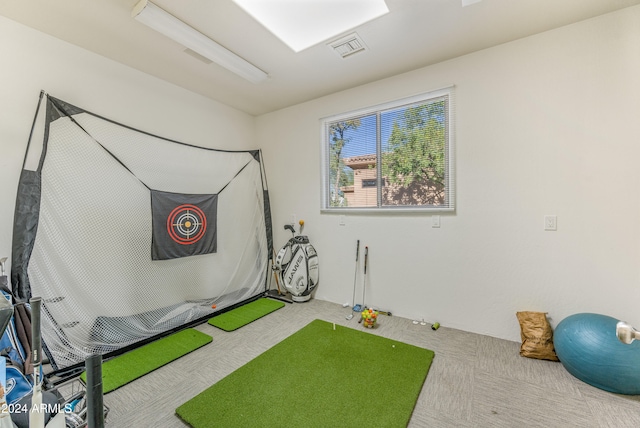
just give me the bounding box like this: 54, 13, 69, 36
346, 240, 360, 320
362, 247, 368, 309
272, 249, 281, 294
351, 240, 359, 306
29, 297, 44, 428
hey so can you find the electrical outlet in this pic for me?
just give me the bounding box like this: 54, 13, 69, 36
544, 215, 557, 231
431, 215, 441, 228
339, 215, 346, 226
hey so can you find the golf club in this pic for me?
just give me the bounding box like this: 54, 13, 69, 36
29, 297, 45, 428
346, 240, 360, 320
363, 246, 368, 308
358, 247, 368, 324
271, 248, 282, 295
284, 224, 295, 236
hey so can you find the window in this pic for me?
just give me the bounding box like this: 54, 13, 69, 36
321, 87, 455, 211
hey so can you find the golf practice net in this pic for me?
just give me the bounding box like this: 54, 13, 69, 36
11, 92, 272, 371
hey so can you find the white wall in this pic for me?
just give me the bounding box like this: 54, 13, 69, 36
0, 16, 255, 268
258, 6, 640, 341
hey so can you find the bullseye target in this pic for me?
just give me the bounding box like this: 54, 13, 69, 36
151, 190, 218, 260
166, 204, 207, 245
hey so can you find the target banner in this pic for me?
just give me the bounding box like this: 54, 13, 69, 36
151, 190, 218, 260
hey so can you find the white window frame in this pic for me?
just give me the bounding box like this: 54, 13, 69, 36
320, 86, 455, 213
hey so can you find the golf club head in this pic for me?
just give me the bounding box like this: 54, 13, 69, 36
65, 412, 84, 428
284, 224, 295, 235
616, 321, 640, 344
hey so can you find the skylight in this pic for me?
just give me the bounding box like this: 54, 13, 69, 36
232, 0, 389, 52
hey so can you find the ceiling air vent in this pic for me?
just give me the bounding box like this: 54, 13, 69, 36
328, 33, 367, 59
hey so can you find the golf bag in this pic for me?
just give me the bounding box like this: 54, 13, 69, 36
274, 236, 318, 302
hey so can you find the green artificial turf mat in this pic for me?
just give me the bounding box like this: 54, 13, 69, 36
176, 319, 434, 428
207, 298, 285, 331
81, 328, 212, 394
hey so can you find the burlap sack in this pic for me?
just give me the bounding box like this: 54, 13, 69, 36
516, 311, 559, 361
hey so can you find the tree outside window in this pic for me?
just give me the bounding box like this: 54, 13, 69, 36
323, 88, 454, 211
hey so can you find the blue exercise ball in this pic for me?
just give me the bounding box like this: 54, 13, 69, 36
554, 313, 640, 395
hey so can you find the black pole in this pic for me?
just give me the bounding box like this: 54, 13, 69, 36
85, 354, 104, 428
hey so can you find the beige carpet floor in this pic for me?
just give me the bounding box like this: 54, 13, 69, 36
100, 298, 640, 427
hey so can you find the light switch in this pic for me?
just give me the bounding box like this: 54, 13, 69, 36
544, 215, 557, 231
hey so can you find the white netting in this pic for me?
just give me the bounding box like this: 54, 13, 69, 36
22, 101, 268, 369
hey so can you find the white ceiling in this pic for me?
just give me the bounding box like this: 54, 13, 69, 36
1, 0, 639, 116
